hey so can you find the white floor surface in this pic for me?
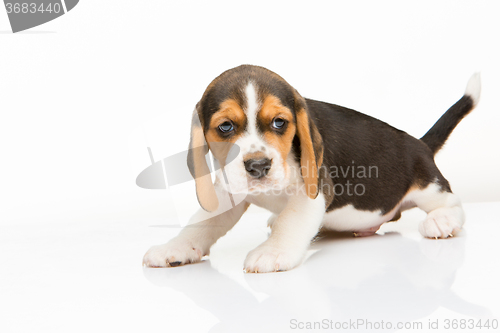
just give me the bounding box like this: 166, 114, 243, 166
1, 201, 499, 332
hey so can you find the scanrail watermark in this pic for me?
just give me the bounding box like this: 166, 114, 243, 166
136, 145, 381, 225
137, 145, 378, 198
289, 318, 499, 330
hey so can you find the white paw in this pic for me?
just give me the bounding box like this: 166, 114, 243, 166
244, 242, 305, 273
143, 240, 205, 268
419, 206, 464, 239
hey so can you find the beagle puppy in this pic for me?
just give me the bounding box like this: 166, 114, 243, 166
143, 65, 480, 273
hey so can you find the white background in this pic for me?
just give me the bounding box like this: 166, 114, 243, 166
1, 1, 499, 332
0, 0, 499, 217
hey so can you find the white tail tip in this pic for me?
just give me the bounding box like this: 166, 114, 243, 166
465, 72, 481, 106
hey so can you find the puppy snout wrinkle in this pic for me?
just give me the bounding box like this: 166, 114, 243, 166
244, 158, 272, 179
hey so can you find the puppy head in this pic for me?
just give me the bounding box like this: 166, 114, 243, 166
188, 65, 323, 211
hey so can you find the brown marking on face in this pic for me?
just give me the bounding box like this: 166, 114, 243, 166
243, 151, 268, 162
208, 99, 246, 133
205, 98, 246, 165
259, 94, 296, 166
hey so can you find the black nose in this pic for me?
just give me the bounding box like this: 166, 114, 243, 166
244, 158, 272, 179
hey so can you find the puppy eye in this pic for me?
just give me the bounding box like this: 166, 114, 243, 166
218, 121, 234, 133
271, 117, 286, 130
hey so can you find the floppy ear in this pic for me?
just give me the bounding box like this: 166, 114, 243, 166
294, 92, 324, 199
187, 107, 219, 212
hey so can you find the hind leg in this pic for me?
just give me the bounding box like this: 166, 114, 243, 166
410, 183, 464, 239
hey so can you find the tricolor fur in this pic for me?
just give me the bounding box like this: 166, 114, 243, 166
144, 65, 481, 273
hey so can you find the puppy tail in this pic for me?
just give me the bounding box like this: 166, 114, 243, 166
420, 73, 481, 155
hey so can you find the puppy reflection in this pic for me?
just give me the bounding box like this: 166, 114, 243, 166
143, 233, 491, 332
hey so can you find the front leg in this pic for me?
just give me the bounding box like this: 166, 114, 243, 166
143, 199, 249, 267
244, 191, 325, 273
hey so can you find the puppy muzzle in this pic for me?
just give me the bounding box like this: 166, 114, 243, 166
244, 158, 272, 179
